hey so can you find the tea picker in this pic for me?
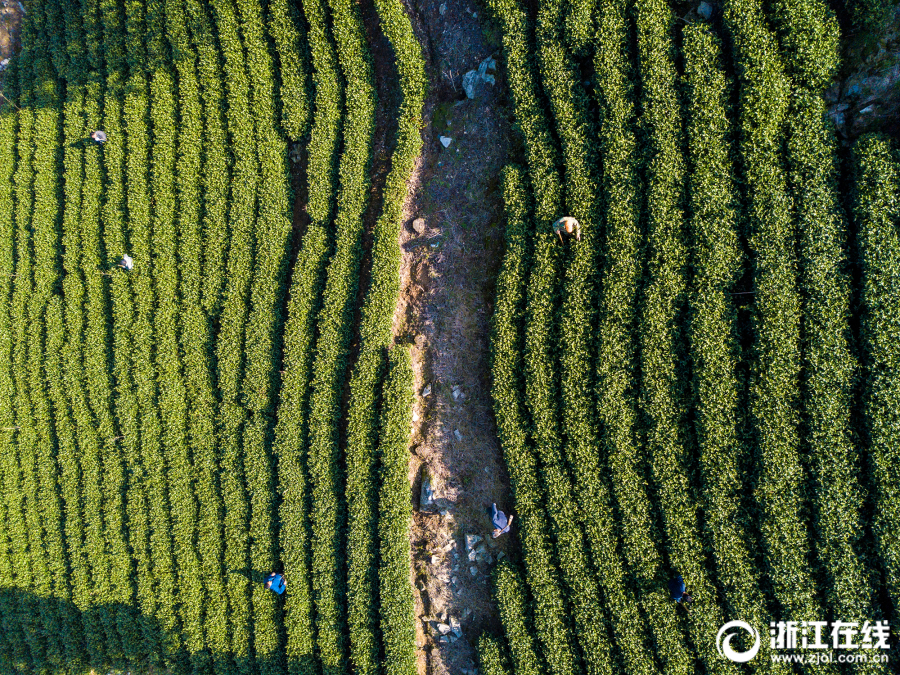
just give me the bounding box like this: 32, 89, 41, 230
91, 130, 107, 144
668, 574, 693, 604
552, 216, 581, 244
491, 503, 513, 539
264, 572, 286, 595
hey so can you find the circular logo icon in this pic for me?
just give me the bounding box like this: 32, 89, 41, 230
717, 621, 761, 663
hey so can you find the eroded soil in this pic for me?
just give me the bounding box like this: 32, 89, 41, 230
390, 0, 516, 672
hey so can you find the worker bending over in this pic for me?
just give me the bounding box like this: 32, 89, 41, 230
552, 216, 581, 244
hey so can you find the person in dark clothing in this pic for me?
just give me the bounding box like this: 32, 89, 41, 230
91, 130, 108, 144
264, 572, 286, 595
491, 503, 513, 538
668, 575, 693, 604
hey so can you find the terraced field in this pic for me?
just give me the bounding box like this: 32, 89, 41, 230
0, 0, 898, 673
0, 0, 423, 672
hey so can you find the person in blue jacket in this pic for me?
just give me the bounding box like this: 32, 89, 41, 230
668, 575, 693, 604
264, 572, 286, 595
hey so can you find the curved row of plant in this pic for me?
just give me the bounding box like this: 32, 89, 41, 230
722, 0, 832, 641
272, 0, 343, 666
634, 3, 734, 672
304, 0, 375, 665
852, 135, 900, 616
530, 2, 617, 673
72, 0, 137, 656
487, 161, 579, 675
99, 0, 157, 659
375, 348, 417, 675
126, 0, 183, 665
787, 93, 886, 664
10, 12, 66, 668
587, 2, 673, 671
47, 0, 118, 664
181, 0, 231, 663
342, 0, 424, 669
680, 24, 785, 674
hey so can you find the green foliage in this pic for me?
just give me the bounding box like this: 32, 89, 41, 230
98, 0, 159, 658
763, 0, 840, 90
852, 134, 900, 616
564, 0, 596, 55
681, 24, 786, 673
845, 0, 893, 34
633, 4, 735, 673
376, 349, 417, 675
478, 634, 512, 675
305, 0, 375, 666
531, 2, 617, 673
589, 4, 669, 672
266, 0, 313, 140
486, 0, 561, 223
723, 0, 833, 641
272, 0, 340, 669
489, 164, 579, 675
343, 0, 424, 669
493, 563, 544, 675
181, 0, 232, 663
0, 67, 30, 673
788, 96, 886, 667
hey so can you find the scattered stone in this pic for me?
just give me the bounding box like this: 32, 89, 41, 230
468, 548, 477, 562
466, 534, 483, 550
462, 56, 498, 98
420, 474, 434, 506
413, 217, 426, 234
451, 617, 462, 636
451, 575, 458, 585
439, 635, 450, 644
497, 551, 506, 561
412, 410, 420, 423
422, 383, 432, 397
437, 622, 452, 635
454, 429, 463, 441
442, 541, 455, 553
452, 386, 461, 400
440, 136, 453, 148
0, 59, 9, 72
469, 566, 478, 576
439, 2, 446, 13
431, 555, 440, 565
698, 1, 713, 19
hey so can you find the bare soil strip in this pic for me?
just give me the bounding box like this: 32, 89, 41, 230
389, 0, 516, 672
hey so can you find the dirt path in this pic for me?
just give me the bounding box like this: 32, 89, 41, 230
0, 0, 24, 93
391, 1, 515, 673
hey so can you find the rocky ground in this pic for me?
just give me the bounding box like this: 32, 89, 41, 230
391, 1, 517, 673
0, 0, 23, 86
826, 6, 900, 140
